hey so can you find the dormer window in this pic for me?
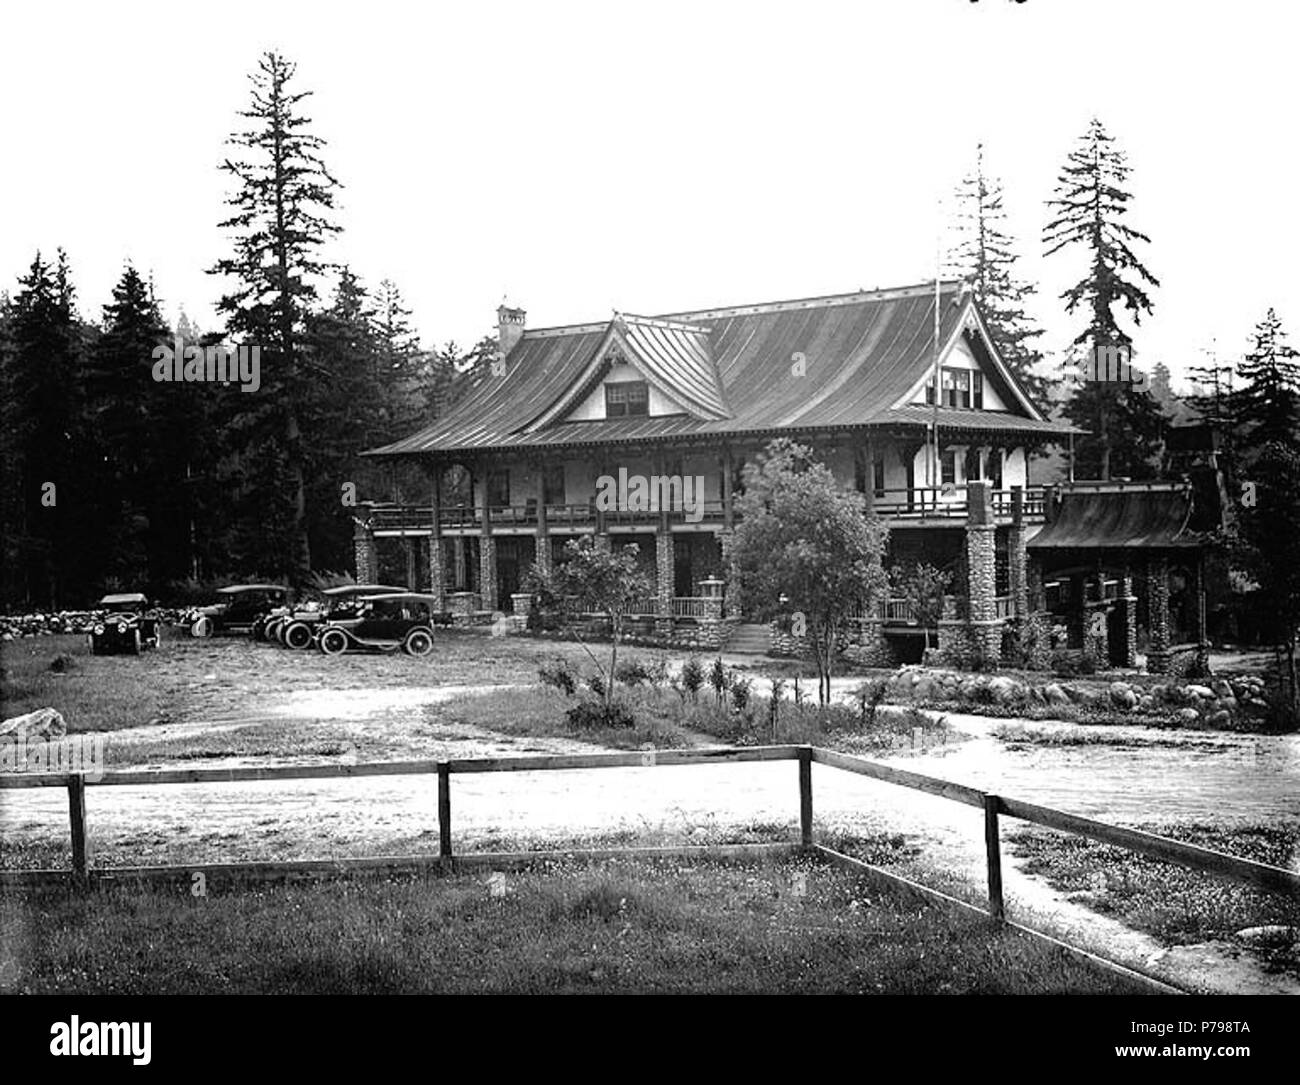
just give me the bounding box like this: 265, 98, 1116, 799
605, 380, 649, 417
925, 367, 985, 410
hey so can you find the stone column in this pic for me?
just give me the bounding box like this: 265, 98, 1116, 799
402, 537, 416, 590
476, 457, 497, 612
1008, 486, 1029, 620
1147, 556, 1171, 674
1117, 564, 1137, 669
1194, 553, 1210, 675
535, 534, 553, 579
965, 480, 1001, 664
353, 514, 377, 585
427, 537, 447, 611
655, 529, 674, 637
720, 530, 741, 619
1084, 572, 1110, 663
479, 536, 498, 613
428, 463, 446, 610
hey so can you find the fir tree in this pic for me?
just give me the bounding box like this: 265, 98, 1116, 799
1231, 308, 1300, 454
0, 251, 96, 606
86, 264, 172, 586
948, 144, 1047, 401
210, 51, 341, 583
1045, 119, 1164, 480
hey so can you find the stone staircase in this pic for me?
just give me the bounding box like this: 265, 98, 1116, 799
723, 622, 771, 656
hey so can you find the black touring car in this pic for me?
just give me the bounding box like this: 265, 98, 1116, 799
316, 593, 438, 657
185, 584, 291, 638
258, 583, 406, 649
89, 593, 160, 655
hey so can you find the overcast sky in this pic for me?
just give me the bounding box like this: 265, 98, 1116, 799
3, 0, 1296, 386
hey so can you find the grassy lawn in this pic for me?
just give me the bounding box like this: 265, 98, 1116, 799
3, 633, 946, 765
0, 852, 1151, 994
2, 630, 666, 734
1009, 823, 1300, 977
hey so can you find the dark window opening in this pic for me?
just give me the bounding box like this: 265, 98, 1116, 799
542, 464, 565, 506
605, 381, 649, 417
873, 457, 886, 498
973, 370, 985, 409
941, 450, 957, 487
487, 470, 510, 507
964, 447, 981, 482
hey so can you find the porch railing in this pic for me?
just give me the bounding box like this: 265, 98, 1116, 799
364, 486, 1047, 533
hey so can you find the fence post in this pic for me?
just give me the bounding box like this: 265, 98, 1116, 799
983, 793, 1004, 921
67, 774, 88, 882
798, 747, 813, 847
437, 762, 452, 865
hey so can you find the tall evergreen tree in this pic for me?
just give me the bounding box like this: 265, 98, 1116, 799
84, 264, 172, 587
948, 144, 1047, 401
1230, 308, 1300, 455
0, 251, 97, 606
210, 51, 341, 583
1045, 118, 1164, 480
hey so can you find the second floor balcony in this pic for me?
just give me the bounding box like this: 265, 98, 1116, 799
364, 485, 1047, 536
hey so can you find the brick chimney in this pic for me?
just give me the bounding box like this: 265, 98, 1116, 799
497, 304, 526, 358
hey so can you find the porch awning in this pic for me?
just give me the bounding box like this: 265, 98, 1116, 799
1027, 487, 1201, 550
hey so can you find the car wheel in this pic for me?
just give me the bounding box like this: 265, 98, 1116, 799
283, 622, 312, 650
319, 629, 349, 656
130, 629, 142, 656
191, 616, 214, 638
403, 629, 434, 657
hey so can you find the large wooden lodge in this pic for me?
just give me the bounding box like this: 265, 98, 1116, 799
357, 281, 1219, 672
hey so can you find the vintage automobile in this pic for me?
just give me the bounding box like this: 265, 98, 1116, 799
315, 593, 438, 656
89, 593, 160, 655
259, 584, 406, 649
185, 584, 291, 638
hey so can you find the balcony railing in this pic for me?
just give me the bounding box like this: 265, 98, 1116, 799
364, 486, 1046, 533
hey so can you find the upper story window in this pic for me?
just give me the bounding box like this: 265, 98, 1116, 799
941, 449, 957, 486
605, 380, 649, 417
487, 469, 510, 507
925, 367, 985, 409
542, 465, 565, 506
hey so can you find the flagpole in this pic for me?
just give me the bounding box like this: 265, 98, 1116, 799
930, 196, 943, 492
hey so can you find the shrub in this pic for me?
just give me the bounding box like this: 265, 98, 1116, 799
49, 653, 76, 673
708, 658, 728, 705
854, 677, 886, 726
586, 671, 607, 698
615, 659, 653, 687
680, 656, 704, 701
729, 674, 753, 713
537, 658, 577, 696
565, 699, 636, 730
1052, 650, 1098, 678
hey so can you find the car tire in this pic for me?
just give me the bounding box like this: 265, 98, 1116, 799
403, 629, 434, 657
130, 629, 142, 656
191, 616, 214, 638
283, 622, 312, 650
319, 629, 349, 656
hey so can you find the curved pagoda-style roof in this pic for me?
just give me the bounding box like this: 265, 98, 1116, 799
367, 281, 1075, 457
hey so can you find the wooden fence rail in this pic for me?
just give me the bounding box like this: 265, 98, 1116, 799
3, 745, 1298, 922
